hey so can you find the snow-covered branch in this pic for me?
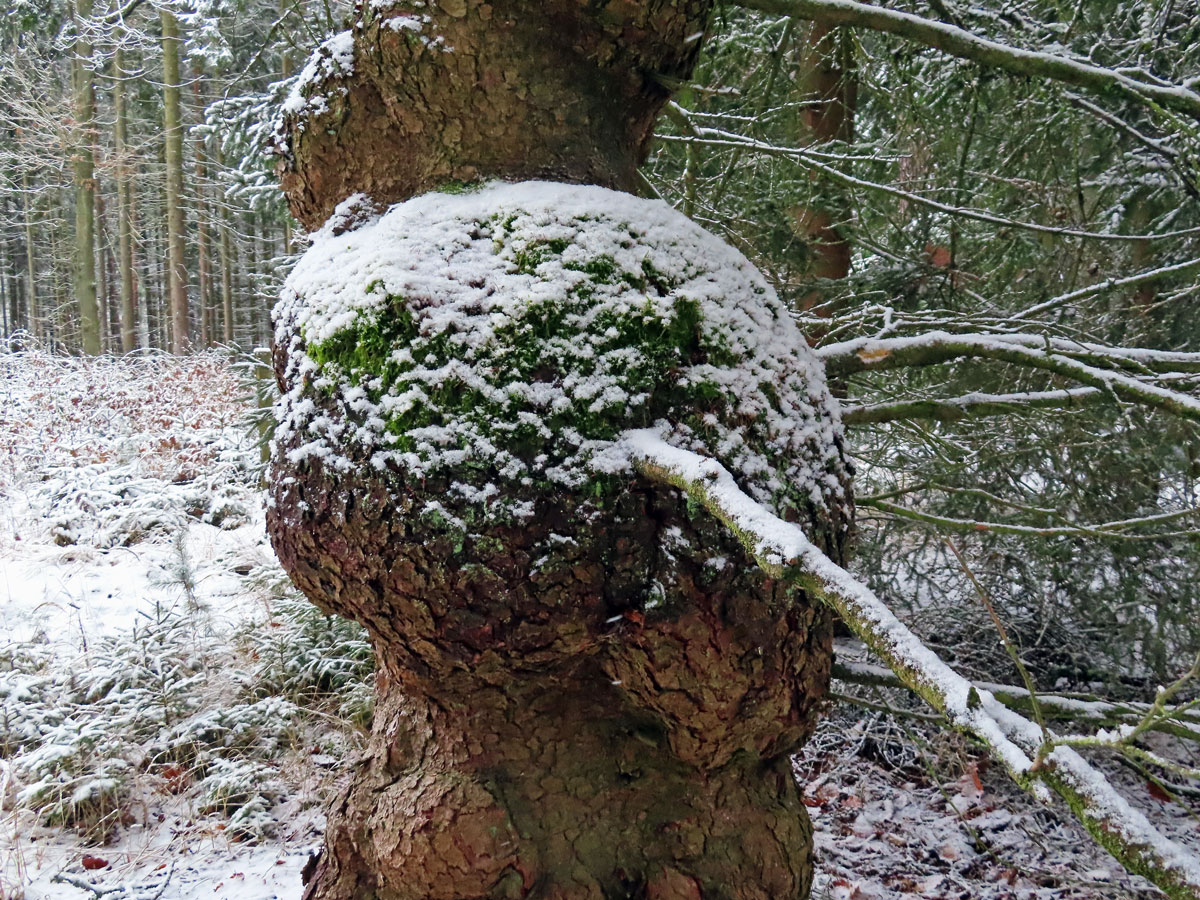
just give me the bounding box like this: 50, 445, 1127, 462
625, 429, 1200, 900
733, 0, 1200, 120
818, 332, 1200, 423
858, 498, 1200, 541
1012, 256, 1200, 321
841, 387, 1103, 425
833, 658, 1200, 745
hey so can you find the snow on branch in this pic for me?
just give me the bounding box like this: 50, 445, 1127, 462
623, 429, 1200, 900
817, 331, 1200, 423
1012, 256, 1200, 321
833, 658, 1200, 745
857, 497, 1200, 541
841, 386, 1103, 424
733, 0, 1200, 120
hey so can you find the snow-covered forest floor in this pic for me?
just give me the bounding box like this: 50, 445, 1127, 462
0, 351, 1194, 900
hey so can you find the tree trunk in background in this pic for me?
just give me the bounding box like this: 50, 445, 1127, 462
271, 3, 847, 898
94, 174, 111, 352
219, 200, 234, 343
72, 0, 101, 355
161, 9, 189, 353
115, 43, 138, 352
193, 68, 213, 347
791, 24, 856, 316
23, 174, 38, 342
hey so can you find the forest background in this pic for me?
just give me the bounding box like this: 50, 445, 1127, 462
2, 0, 1200, 897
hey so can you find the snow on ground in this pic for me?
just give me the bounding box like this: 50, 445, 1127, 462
0, 350, 336, 900
0, 350, 1196, 900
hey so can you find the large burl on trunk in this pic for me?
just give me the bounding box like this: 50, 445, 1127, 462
270, 4, 853, 899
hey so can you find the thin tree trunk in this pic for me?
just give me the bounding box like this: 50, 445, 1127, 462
72, 0, 101, 355
94, 174, 111, 353
115, 43, 139, 352
218, 193, 234, 344
23, 173, 38, 342
1, 223, 10, 338
791, 24, 856, 316
193, 67, 213, 347
161, 9, 189, 353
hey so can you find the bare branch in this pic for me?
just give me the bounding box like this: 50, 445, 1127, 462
832, 658, 1200, 744
858, 498, 1200, 541
817, 332, 1200, 423
655, 130, 1200, 242
1013, 256, 1200, 321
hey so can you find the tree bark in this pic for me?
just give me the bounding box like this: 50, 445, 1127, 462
278, 0, 714, 231
193, 66, 213, 347
790, 23, 855, 315
23, 173, 39, 342
114, 43, 139, 352
161, 8, 189, 353
272, 4, 850, 897
270, 446, 834, 900
72, 0, 101, 355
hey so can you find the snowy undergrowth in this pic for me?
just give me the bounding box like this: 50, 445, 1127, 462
0, 350, 371, 900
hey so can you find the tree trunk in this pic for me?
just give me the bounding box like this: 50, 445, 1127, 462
219, 202, 234, 344
277, 0, 715, 232
193, 67, 213, 348
271, 462, 835, 900
72, 0, 101, 355
94, 167, 112, 353
23, 173, 39, 343
115, 43, 139, 352
272, 4, 850, 898
161, 8, 189, 353
790, 24, 856, 316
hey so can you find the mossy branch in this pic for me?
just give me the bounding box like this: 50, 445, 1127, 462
624, 430, 1200, 900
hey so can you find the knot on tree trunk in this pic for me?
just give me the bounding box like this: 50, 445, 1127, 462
266, 184, 851, 898
276, 0, 715, 231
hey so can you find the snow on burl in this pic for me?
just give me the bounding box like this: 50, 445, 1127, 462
273, 180, 848, 530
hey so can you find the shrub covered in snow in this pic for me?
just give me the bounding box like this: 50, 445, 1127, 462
273, 181, 849, 530
1, 594, 369, 842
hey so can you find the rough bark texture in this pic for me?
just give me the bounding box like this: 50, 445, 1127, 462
272, 3, 851, 897
278, 0, 714, 231
269, 419, 835, 900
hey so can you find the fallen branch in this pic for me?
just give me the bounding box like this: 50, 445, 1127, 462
625, 429, 1200, 900
842, 386, 1104, 424
857, 497, 1200, 541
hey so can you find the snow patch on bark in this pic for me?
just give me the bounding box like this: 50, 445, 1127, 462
280, 30, 355, 122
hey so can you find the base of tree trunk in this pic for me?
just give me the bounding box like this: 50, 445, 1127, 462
303, 660, 819, 900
